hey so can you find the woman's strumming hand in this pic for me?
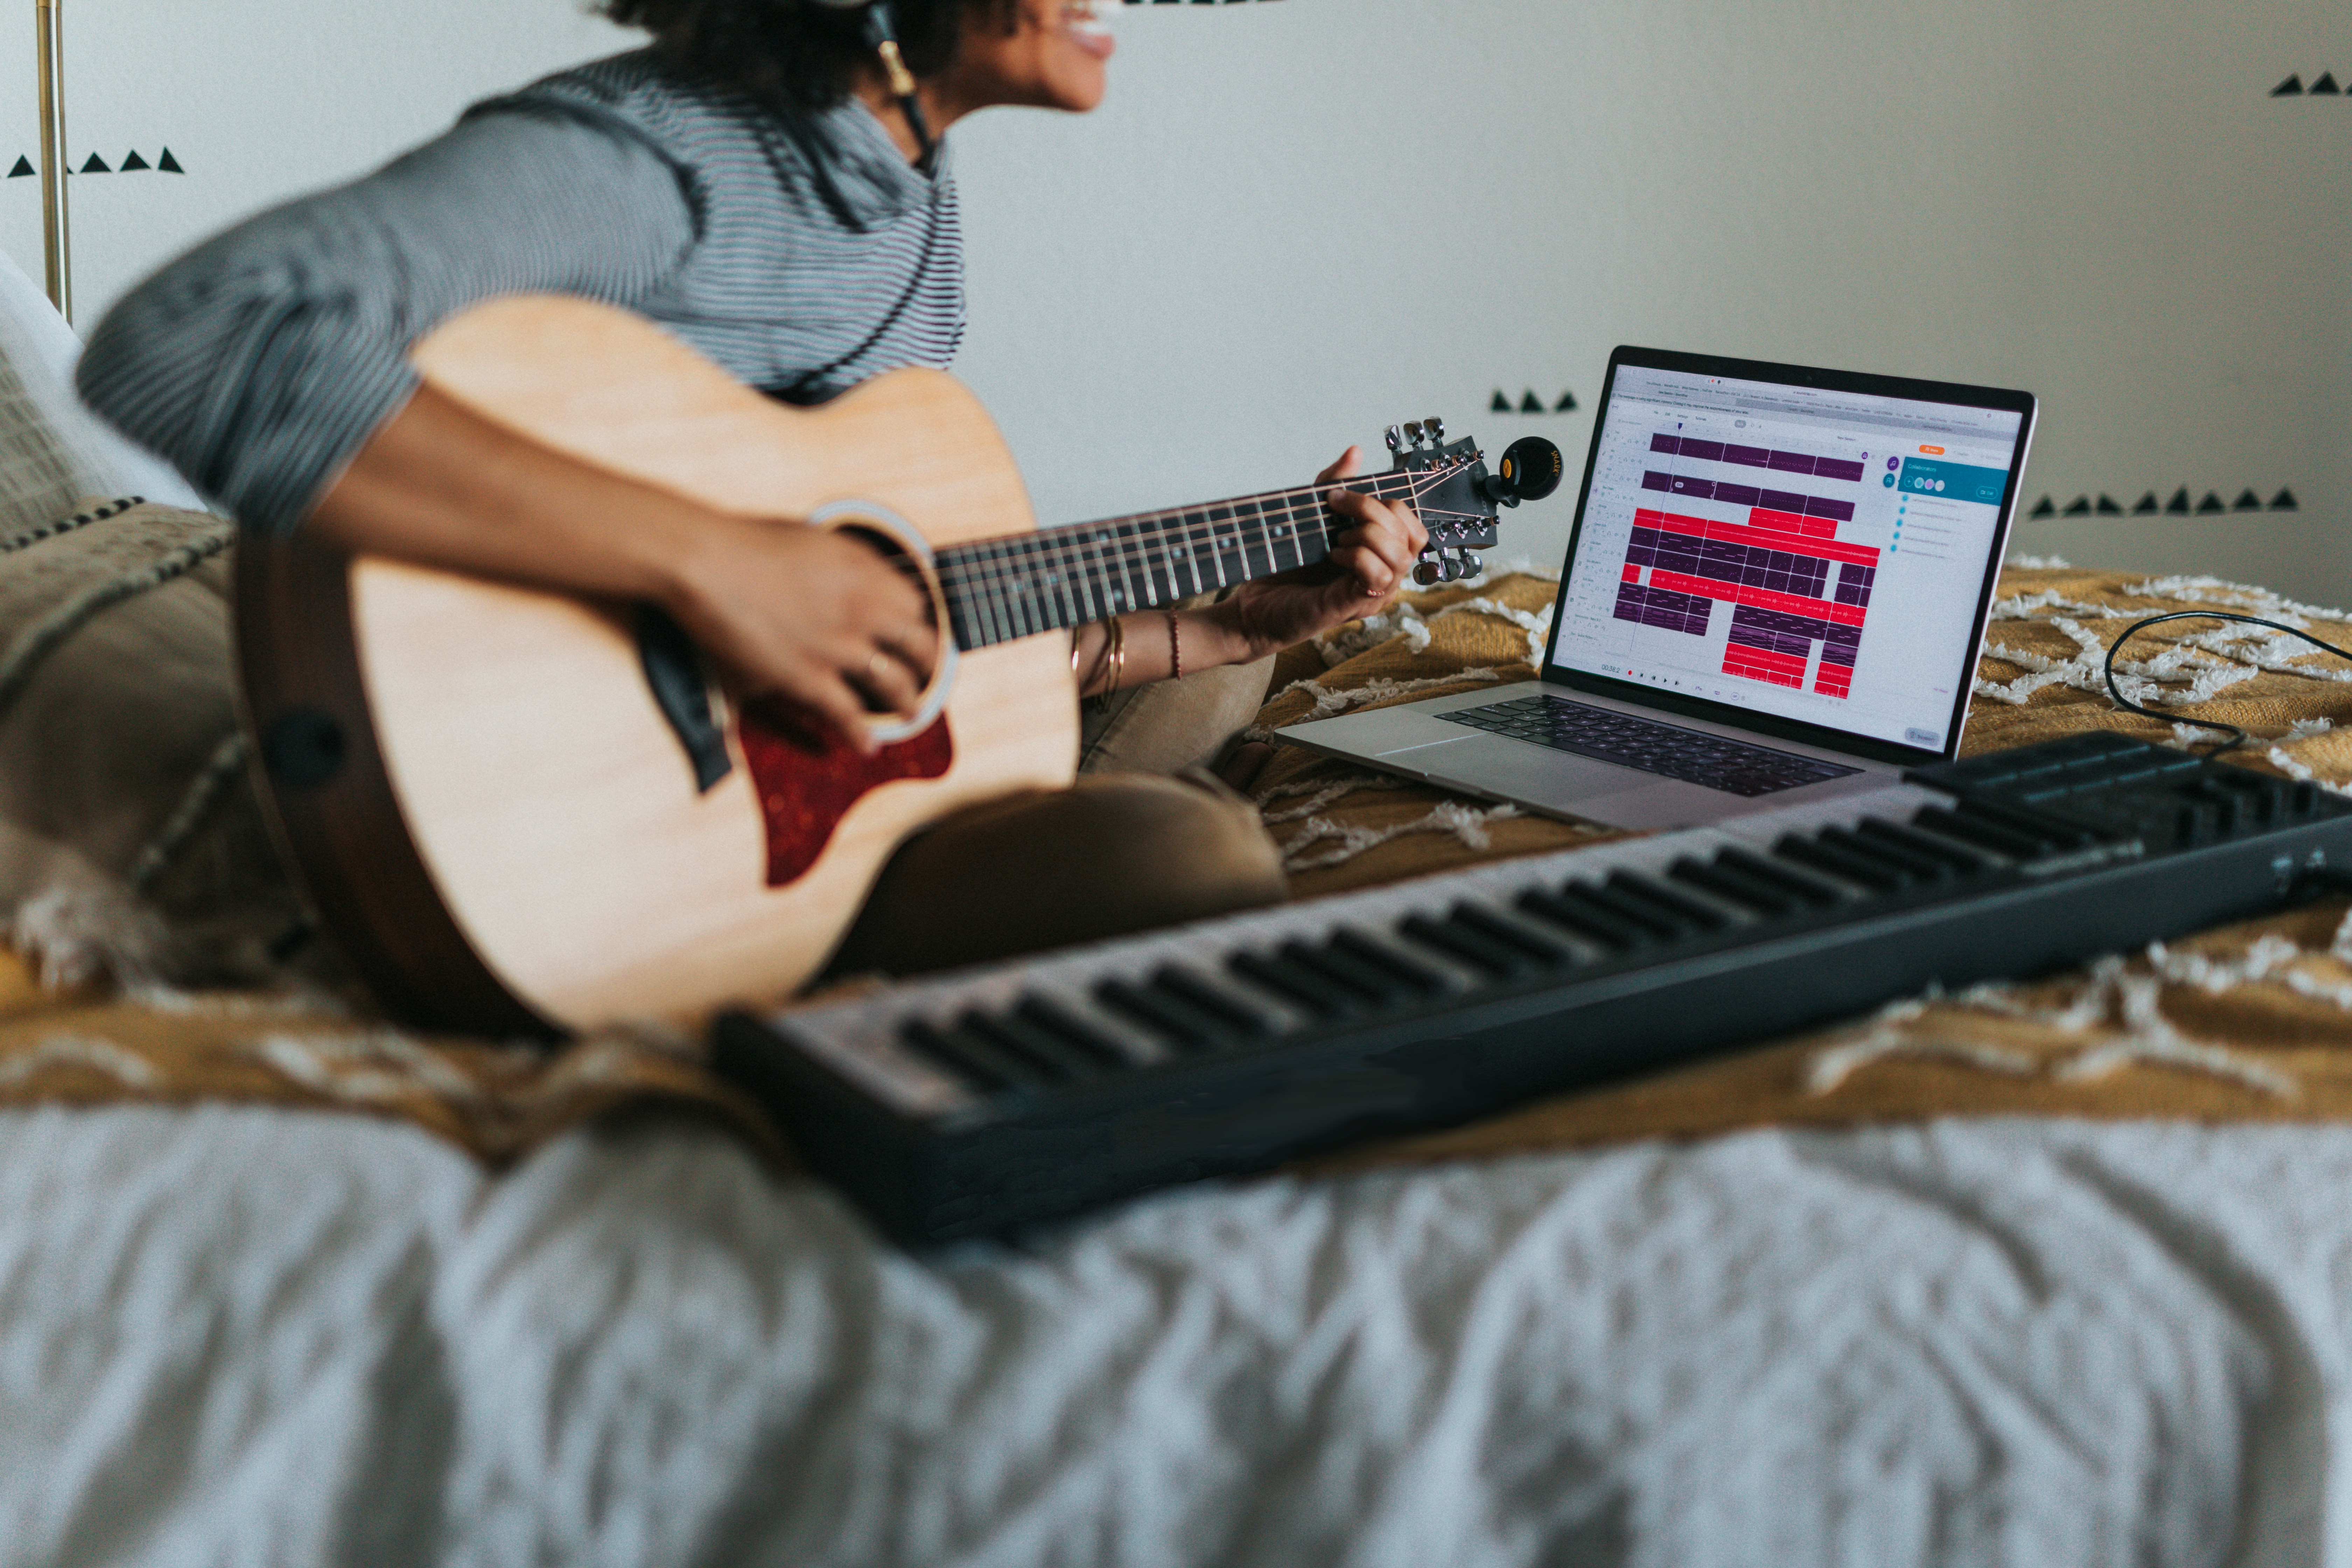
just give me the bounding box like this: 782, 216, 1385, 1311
665, 517, 939, 752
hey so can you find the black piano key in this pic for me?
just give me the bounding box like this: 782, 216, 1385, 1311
1282, 938, 1419, 1003
1230, 950, 1358, 1017
1716, 846, 1850, 906
960, 1009, 1105, 1082
1912, 805, 2042, 861
1514, 885, 1647, 950
1015, 995, 1142, 1067
1773, 832, 1911, 892
1328, 927, 1451, 994
1820, 825, 1953, 883
1446, 903, 1576, 965
1855, 817, 1988, 874
1604, 869, 1731, 931
1398, 912, 1540, 979
899, 1018, 1042, 1092
1668, 854, 1800, 917
1096, 977, 1225, 1051
1150, 965, 1276, 1039
1566, 880, 1693, 939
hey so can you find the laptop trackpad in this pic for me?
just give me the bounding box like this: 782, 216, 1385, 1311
1419, 734, 1742, 828
1419, 734, 1636, 800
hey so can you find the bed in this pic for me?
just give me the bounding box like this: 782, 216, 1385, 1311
6, 260, 2352, 1563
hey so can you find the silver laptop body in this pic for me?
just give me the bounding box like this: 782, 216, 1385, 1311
1280, 347, 2038, 831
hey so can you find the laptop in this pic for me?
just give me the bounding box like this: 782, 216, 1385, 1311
1279, 346, 2037, 830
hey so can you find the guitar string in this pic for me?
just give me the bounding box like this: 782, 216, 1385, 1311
916, 468, 1475, 645
920, 466, 1466, 618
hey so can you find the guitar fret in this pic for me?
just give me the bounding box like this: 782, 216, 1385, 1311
992, 540, 1030, 639
981, 539, 1020, 645
1034, 536, 1079, 632
1108, 520, 1142, 616
1078, 528, 1111, 625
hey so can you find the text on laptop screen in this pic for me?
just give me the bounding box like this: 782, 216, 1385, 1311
1549, 365, 2024, 754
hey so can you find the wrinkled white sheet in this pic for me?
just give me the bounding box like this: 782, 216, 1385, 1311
0, 1103, 2342, 1567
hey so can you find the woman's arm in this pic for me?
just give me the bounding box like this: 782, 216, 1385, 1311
77, 107, 697, 537
78, 103, 937, 748
307, 380, 936, 750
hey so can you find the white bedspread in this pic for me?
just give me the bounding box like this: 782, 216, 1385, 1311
1, 1104, 2342, 1567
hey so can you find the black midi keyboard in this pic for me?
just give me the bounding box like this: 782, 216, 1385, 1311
715, 733, 2352, 1242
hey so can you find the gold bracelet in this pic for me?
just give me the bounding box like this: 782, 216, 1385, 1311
1168, 610, 1182, 680
1088, 615, 1126, 710
1077, 621, 1113, 694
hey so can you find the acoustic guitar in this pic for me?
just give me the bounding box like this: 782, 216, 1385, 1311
235, 296, 1560, 1036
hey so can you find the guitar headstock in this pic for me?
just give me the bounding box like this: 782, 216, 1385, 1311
1386, 420, 1563, 585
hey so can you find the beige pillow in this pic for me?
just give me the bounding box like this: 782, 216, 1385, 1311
0, 498, 303, 986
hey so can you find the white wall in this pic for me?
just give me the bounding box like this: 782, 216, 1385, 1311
0, 1, 2342, 600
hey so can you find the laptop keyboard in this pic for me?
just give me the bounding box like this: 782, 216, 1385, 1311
1440, 695, 1863, 798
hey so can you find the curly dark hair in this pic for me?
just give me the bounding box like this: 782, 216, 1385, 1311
598, 0, 1016, 123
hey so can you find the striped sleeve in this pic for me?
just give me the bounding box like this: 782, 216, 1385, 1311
75, 108, 699, 536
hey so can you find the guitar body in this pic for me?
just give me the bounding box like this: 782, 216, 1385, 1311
238, 297, 1076, 1035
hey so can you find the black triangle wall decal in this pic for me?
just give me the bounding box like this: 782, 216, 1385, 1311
1555, 391, 1578, 413
2233, 489, 2264, 511
2196, 491, 2227, 514
6, 157, 31, 179
119, 150, 149, 172
2274, 74, 2306, 95
2271, 488, 2300, 511
2165, 486, 2193, 514
1491, 390, 1511, 413
2062, 496, 2092, 516
2132, 492, 2160, 514
2312, 72, 2341, 94
78, 153, 109, 174
1519, 391, 1544, 414
2096, 495, 2123, 515
157, 148, 183, 173
2029, 496, 2057, 519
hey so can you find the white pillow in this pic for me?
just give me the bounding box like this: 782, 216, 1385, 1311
0, 247, 207, 522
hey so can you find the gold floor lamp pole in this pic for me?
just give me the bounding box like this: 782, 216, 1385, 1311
35, 0, 69, 323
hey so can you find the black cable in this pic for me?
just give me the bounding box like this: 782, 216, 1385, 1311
2104, 610, 2352, 756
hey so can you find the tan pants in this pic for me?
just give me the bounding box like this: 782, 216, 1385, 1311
832, 650, 1281, 979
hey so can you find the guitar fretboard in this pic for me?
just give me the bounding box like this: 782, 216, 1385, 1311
933, 471, 1428, 651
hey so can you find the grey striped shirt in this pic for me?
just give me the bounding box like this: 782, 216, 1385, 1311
76, 51, 967, 536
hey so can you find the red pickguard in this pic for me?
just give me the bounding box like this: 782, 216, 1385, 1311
736, 699, 955, 888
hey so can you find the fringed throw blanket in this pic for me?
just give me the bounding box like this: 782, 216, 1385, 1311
6, 562, 2352, 1170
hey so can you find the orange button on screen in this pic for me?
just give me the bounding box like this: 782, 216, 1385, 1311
1919, 445, 1946, 455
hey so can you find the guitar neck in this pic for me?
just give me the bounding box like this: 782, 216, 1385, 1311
932, 470, 1426, 652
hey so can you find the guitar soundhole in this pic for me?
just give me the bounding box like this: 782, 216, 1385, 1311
737, 697, 955, 889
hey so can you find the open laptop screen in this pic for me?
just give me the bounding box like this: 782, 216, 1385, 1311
1544, 351, 2033, 764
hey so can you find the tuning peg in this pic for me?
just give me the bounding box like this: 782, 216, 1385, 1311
1385, 424, 1405, 454
1460, 552, 1482, 579
1424, 418, 1445, 444
1413, 558, 1447, 586
1402, 421, 1424, 446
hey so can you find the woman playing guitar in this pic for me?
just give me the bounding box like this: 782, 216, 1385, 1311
77, 0, 1428, 982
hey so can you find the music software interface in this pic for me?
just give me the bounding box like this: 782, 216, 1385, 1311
1550, 365, 2023, 753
